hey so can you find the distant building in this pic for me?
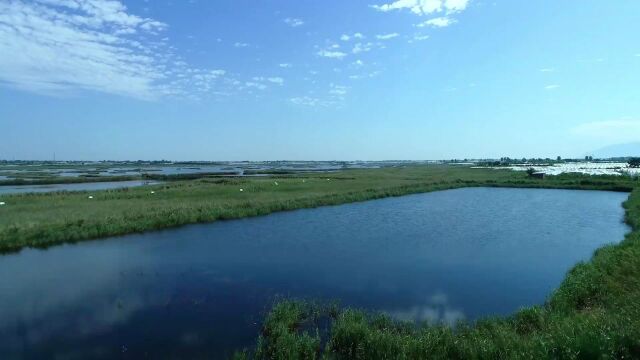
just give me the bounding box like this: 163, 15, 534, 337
531, 172, 545, 179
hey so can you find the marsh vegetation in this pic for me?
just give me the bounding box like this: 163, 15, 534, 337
1, 166, 636, 253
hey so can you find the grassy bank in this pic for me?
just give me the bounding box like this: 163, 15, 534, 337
0, 166, 637, 253
237, 188, 640, 359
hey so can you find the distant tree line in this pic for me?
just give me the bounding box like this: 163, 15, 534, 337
629, 158, 640, 168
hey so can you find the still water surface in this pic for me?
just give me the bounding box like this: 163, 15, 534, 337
0, 187, 630, 358
0, 181, 160, 195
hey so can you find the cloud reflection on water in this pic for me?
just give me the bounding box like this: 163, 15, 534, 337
385, 292, 466, 326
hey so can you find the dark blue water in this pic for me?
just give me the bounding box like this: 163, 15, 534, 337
0, 188, 630, 359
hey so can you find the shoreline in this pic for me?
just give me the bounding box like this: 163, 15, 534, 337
0, 166, 637, 253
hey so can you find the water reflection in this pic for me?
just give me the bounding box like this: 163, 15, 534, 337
386, 292, 466, 325
0, 187, 630, 358
0, 181, 160, 195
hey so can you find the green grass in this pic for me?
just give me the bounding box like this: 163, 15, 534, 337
235, 187, 640, 359
0, 165, 637, 253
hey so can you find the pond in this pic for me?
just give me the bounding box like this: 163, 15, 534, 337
0, 180, 161, 195
0, 187, 630, 359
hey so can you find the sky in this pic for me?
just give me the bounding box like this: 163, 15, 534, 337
0, 0, 639, 161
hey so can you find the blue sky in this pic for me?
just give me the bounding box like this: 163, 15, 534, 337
0, 0, 639, 161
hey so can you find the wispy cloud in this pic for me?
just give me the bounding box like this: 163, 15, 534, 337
329, 84, 349, 96
284, 17, 304, 27
539, 68, 556, 72
545, 84, 560, 90
279, 63, 292, 68
317, 50, 347, 59
417, 16, 457, 27
249, 76, 284, 87
376, 33, 399, 40
290, 85, 348, 107
290, 96, 331, 107
340, 33, 365, 42
0, 0, 234, 100
0, 0, 170, 99
371, 0, 470, 16
245, 81, 267, 90
234, 42, 250, 48
411, 34, 430, 42
348, 71, 381, 80
571, 119, 640, 142
352, 42, 381, 54
267, 77, 284, 85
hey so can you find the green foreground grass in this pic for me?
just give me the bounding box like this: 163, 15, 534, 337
236, 187, 640, 359
0, 165, 636, 253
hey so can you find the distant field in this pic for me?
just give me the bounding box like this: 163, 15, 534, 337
0, 165, 636, 253
0, 160, 409, 184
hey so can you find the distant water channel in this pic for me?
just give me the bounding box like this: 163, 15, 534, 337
0, 187, 630, 358
0, 180, 160, 195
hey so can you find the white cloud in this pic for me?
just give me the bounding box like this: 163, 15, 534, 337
317, 50, 347, 59
245, 81, 267, 90
279, 63, 292, 68
545, 84, 560, 90
234, 42, 249, 48
341, 33, 365, 41
247, 76, 284, 87
571, 119, 640, 142
290, 96, 326, 107
0, 0, 236, 101
284, 17, 304, 27
413, 34, 430, 41
329, 84, 348, 96
443, 0, 470, 13
349, 70, 381, 80
352, 60, 364, 66
376, 33, 399, 40
371, 0, 469, 15
193, 70, 226, 83
417, 16, 457, 27
0, 0, 174, 99
539, 68, 555, 72
267, 77, 284, 85
352, 42, 376, 54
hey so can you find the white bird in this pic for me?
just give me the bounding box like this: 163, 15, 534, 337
150, 191, 155, 194
274, 182, 278, 186
240, 188, 244, 192
88, 196, 94, 199
0, 202, 5, 206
